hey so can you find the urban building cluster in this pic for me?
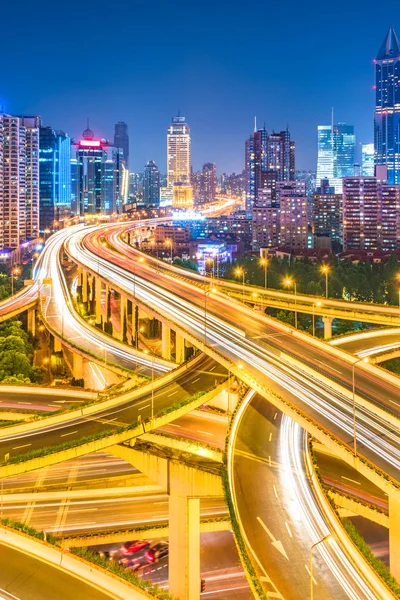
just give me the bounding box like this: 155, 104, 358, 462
0, 28, 399, 261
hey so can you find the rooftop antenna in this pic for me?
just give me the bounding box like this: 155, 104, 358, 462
254, 116, 257, 132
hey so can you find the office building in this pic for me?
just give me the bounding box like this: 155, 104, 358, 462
167, 114, 191, 186
245, 126, 295, 216
172, 183, 193, 209
39, 126, 71, 230
374, 28, 400, 184
361, 143, 374, 176
278, 181, 308, 249
144, 160, 160, 205
251, 188, 280, 250
0, 113, 41, 249
199, 162, 217, 203
316, 123, 355, 193
114, 122, 129, 165
343, 176, 400, 251
72, 125, 123, 216
313, 179, 342, 249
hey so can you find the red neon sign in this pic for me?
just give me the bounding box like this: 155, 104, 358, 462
80, 139, 101, 147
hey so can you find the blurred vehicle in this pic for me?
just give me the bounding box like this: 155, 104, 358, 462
145, 541, 169, 563
121, 540, 150, 554
118, 556, 141, 571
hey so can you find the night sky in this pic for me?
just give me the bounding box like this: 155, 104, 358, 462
1, 0, 396, 174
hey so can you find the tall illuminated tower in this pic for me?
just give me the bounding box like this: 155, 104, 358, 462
167, 115, 191, 187
374, 28, 400, 184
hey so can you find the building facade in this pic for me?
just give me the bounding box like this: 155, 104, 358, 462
316, 123, 355, 193
167, 115, 191, 186
374, 28, 400, 184
278, 181, 308, 249
114, 121, 129, 166
144, 160, 160, 205
313, 178, 342, 249
199, 162, 217, 203
361, 143, 374, 176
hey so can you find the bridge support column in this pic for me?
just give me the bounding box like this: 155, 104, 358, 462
169, 495, 200, 600
27, 308, 36, 336
120, 295, 128, 343
95, 278, 102, 326
162, 324, 171, 360
389, 493, 400, 580
322, 316, 333, 339
82, 269, 88, 304
175, 332, 185, 363
72, 354, 83, 379
54, 336, 62, 352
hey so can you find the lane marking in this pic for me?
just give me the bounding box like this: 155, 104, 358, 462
314, 358, 342, 374
256, 516, 289, 560
341, 476, 361, 486
167, 390, 178, 397
285, 522, 293, 538
305, 564, 317, 584
192, 378, 200, 383
168, 424, 181, 428
197, 430, 214, 436
273, 485, 278, 499
12, 443, 32, 450
274, 412, 278, 420
269, 432, 273, 441
60, 430, 78, 437
138, 404, 150, 411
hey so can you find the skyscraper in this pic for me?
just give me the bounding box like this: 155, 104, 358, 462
313, 179, 342, 249
114, 122, 129, 165
362, 143, 375, 176
374, 28, 400, 184
278, 181, 308, 249
167, 115, 191, 187
245, 126, 295, 216
316, 123, 355, 193
20, 116, 40, 240
199, 163, 217, 203
39, 126, 71, 230
144, 160, 160, 205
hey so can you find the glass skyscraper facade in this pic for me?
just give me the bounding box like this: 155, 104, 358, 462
144, 160, 160, 205
374, 28, 400, 184
362, 143, 375, 176
316, 123, 355, 193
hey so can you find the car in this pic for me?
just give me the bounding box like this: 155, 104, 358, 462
145, 542, 169, 563
118, 556, 141, 571
121, 540, 150, 554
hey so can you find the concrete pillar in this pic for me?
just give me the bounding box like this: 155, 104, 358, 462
82, 269, 88, 303
120, 295, 128, 343
322, 316, 333, 339
102, 285, 109, 324
27, 308, 36, 336
95, 277, 102, 326
162, 324, 171, 360
389, 493, 400, 581
54, 336, 62, 352
72, 354, 83, 379
175, 332, 185, 364
169, 495, 200, 600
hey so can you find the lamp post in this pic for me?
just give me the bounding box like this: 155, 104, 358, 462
235, 268, 245, 302
11, 267, 20, 296
310, 534, 332, 600
312, 301, 322, 337
284, 278, 297, 329
352, 357, 369, 456
321, 265, 330, 299
204, 287, 216, 343
260, 258, 268, 289
165, 239, 173, 263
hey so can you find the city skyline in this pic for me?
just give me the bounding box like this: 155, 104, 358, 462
2, 0, 398, 174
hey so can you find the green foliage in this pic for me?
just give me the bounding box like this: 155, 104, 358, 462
0, 320, 42, 383
71, 547, 171, 599
341, 519, 400, 596
173, 257, 199, 272
0, 518, 58, 545
381, 357, 400, 375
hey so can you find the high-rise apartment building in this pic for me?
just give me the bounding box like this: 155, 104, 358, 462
361, 143, 374, 177
343, 176, 400, 251
0, 113, 41, 249
374, 29, 400, 184
72, 126, 123, 216
313, 178, 342, 249
199, 162, 217, 203
39, 126, 71, 230
245, 126, 295, 216
114, 122, 129, 165
316, 123, 355, 193
251, 188, 280, 250
144, 160, 160, 205
167, 115, 191, 186
278, 181, 308, 249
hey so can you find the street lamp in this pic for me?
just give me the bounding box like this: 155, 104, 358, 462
312, 301, 322, 337
165, 239, 173, 262
11, 267, 20, 296
235, 268, 245, 302
204, 287, 217, 343
206, 258, 214, 283
352, 357, 369, 456
321, 265, 330, 299
310, 534, 332, 600
260, 258, 268, 289
284, 278, 297, 329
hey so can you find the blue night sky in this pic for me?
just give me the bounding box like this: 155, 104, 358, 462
1, 0, 397, 174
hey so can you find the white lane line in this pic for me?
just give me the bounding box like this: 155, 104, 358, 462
305, 564, 317, 584
169, 424, 181, 428
269, 432, 273, 441
285, 522, 293, 538
12, 443, 32, 450
17, 402, 32, 405
209, 365, 216, 371
197, 430, 214, 436
138, 404, 151, 411
273, 485, 278, 499
314, 358, 342, 374
341, 476, 361, 486
192, 378, 200, 383
268, 456, 272, 466
167, 390, 178, 397
274, 412, 278, 420
60, 430, 78, 437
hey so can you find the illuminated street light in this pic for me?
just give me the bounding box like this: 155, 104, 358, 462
284, 278, 297, 329
235, 268, 245, 302
11, 267, 20, 296
310, 534, 332, 600
165, 239, 173, 262
352, 357, 369, 456
321, 265, 330, 299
